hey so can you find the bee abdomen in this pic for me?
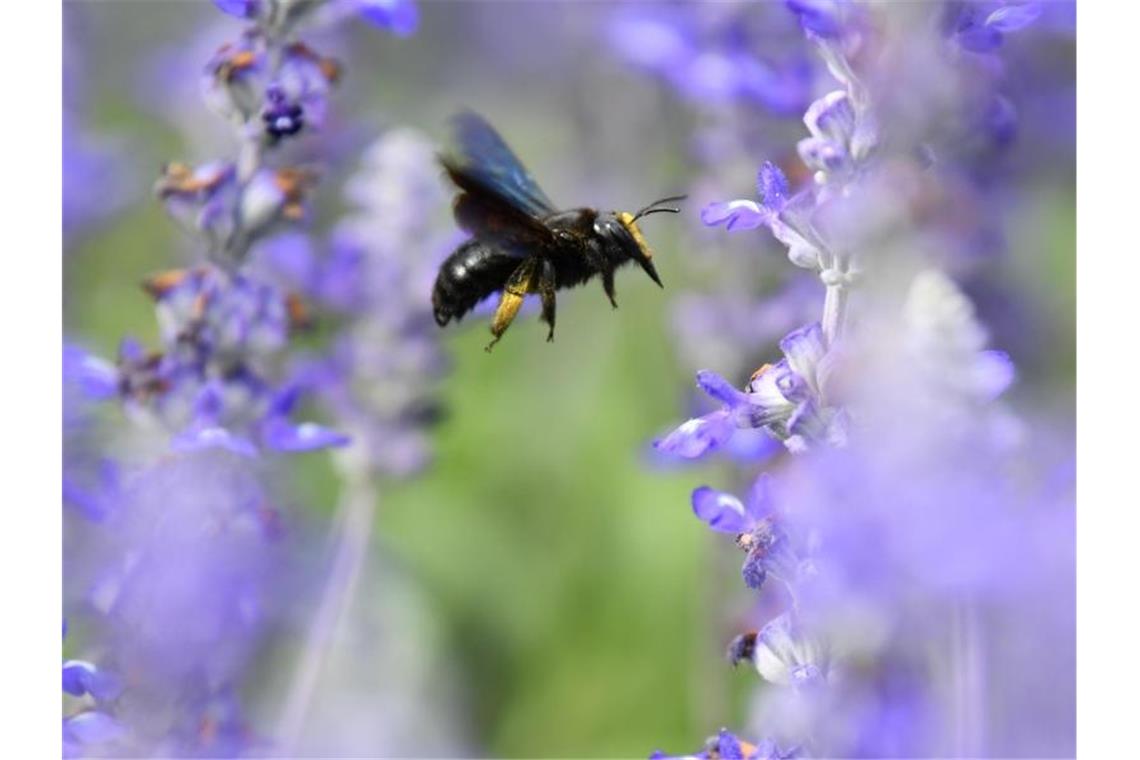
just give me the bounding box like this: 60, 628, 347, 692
432, 240, 520, 326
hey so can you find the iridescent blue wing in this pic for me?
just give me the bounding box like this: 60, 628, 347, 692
442, 111, 556, 218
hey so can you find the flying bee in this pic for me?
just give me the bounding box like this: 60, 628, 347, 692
431, 112, 685, 351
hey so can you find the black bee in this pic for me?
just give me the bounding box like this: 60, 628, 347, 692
431, 112, 685, 351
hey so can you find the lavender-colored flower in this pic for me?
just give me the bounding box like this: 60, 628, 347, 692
264, 127, 450, 476
692, 475, 799, 591
651, 728, 800, 760
656, 322, 844, 459
608, 4, 813, 116
63, 711, 128, 758
100, 265, 348, 456
728, 614, 829, 688
203, 35, 340, 142
71, 450, 284, 754
63, 659, 123, 703
62, 624, 128, 757
946, 1, 1042, 53
213, 0, 419, 37
700, 162, 825, 271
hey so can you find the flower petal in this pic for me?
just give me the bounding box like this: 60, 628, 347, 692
696, 369, 747, 406
213, 0, 258, 19
654, 410, 735, 459
745, 473, 776, 521
779, 322, 827, 386
63, 711, 126, 745
62, 660, 122, 702
985, 3, 1041, 32
756, 162, 790, 208
64, 345, 118, 401
786, 0, 845, 38
171, 426, 259, 458
355, 0, 420, 36
974, 350, 1016, 400
261, 417, 350, 452
692, 486, 753, 533
803, 90, 855, 144
701, 200, 770, 231
717, 729, 745, 760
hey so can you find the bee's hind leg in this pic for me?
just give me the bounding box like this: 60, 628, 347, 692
487, 258, 538, 352
539, 259, 557, 342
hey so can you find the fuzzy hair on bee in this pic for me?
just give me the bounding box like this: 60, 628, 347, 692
430, 112, 685, 351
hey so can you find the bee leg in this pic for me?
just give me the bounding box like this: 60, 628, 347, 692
487, 258, 538, 352
539, 259, 557, 342
602, 268, 618, 309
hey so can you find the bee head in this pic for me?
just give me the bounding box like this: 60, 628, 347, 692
598, 195, 686, 288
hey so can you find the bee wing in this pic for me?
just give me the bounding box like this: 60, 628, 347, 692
451, 190, 553, 256
442, 111, 557, 219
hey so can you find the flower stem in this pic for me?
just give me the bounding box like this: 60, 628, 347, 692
951, 599, 987, 757
821, 281, 848, 345
275, 466, 378, 755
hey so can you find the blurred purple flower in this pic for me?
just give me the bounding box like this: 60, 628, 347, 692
651, 728, 800, 760
213, 0, 419, 37
63, 6, 132, 242
265, 127, 450, 476
948, 2, 1042, 53
82, 451, 283, 737
607, 5, 814, 116
786, 0, 849, 39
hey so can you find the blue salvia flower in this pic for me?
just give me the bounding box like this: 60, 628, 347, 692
63, 1, 419, 752
650, 728, 801, 760
62, 624, 127, 757
728, 613, 829, 688
607, 3, 814, 116
655, 322, 845, 458
650, 1, 1071, 756
258, 127, 451, 475
692, 474, 800, 591
945, 1, 1042, 53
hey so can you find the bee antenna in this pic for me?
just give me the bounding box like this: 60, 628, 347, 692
632, 194, 688, 221
636, 207, 681, 219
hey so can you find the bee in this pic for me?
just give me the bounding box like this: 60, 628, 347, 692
431, 112, 685, 351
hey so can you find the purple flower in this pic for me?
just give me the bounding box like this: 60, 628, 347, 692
86, 451, 283, 690
62, 660, 122, 702
786, 0, 848, 39
154, 161, 240, 251
693, 475, 799, 591
213, 0, 419, 37
949, 2, 1042, 53
203, 36, 340, 144
98, 266, 350, 456
607, 5, 813, 116
650, 728, 800, 760
63, 711, 127, 756
349, 0, 419, 36
728, 614, 828, 687
271, 127, 449, 477
213, 0, 260, 19
656, 323, 844, 459
701, 163, 823, 270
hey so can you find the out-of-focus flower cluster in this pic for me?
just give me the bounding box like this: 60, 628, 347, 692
62, 1, 452, 756
637, 1, 1073, 757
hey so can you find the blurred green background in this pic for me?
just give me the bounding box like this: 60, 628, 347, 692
63, 1, 1074, 756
